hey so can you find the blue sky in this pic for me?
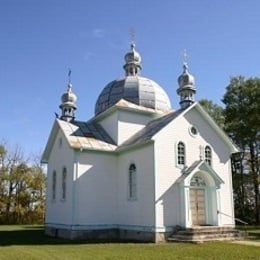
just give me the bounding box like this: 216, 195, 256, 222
1, 0, 260, 158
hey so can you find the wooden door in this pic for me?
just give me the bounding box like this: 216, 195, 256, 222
190, 188, 206, 225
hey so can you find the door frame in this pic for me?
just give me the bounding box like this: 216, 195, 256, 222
189, 186, 207, 226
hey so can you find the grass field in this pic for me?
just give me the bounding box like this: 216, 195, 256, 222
0, 225, 259, 260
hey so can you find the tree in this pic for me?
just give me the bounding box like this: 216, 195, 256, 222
0, 142, 46, 224
199, 99, 224, 128
223, 76, 260, 224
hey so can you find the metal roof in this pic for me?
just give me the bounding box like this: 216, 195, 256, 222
95, 76, 171, 116
58, 119, 117, 152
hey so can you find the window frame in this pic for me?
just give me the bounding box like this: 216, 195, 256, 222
61, 167, 67, 200
128, 163, 137, 201
205, 145, 212, 166
52, 170, 57, 201
177, 141, 186, 168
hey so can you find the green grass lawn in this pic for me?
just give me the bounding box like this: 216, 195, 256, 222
0, 225, 259, 260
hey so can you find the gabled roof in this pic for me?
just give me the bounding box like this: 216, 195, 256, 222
191, 102, 239, 152
176, 160, 224, 187
41, 119, 117, 163
42, 100, 238, 163
93, 99, 168, 123
118, 102, 239, 153
118, 109, 184, 149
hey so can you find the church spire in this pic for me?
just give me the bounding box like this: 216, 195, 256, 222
177, 52, 196, 109
123, 42, 142, 76
59, 70, 77, 122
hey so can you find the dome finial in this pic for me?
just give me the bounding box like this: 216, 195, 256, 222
182, 49, 188, 64
181, 49, 189, 72
68, 68, 72, 84
129, 27, 136, 45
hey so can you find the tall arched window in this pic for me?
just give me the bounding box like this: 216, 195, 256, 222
177, 142, 186, 166
128, 164, 137, 200
205, 146, 212, 166
62, 167, 67, 200
52, 171, 56, 200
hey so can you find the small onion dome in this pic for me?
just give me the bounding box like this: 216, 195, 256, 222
60, 83, 77, 109
123, 43, 142, 76
177, 63, 195, 89
124, 42, 142, 64
177, 63, 197, 109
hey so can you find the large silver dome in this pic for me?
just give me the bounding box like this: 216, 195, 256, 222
95, 43, 171, 116
95, 76, 171, 115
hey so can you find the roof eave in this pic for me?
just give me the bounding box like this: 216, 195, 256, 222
41, 119, 60, 163
192, 102, 239, 153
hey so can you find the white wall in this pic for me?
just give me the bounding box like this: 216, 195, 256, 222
185, 109, 234, 225
117, 144, 155, 228
75, 151, 117, 225
98, 112, 119, 144
117, 110, 154, 145
153, 108, 234, 228
99, 108, 155, 145
45, 129, 75, 225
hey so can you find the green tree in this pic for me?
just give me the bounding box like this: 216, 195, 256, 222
0, 142, 45, 224
199, 99, 224, 128
223, 76, 260, 224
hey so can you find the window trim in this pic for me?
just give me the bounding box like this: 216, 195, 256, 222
189, 125, 198, 137
128, 163, 137, 201
205, 145, 212, 166
61, 167, 67, 201
52, 170, 57, 201
176, 141, 186, 168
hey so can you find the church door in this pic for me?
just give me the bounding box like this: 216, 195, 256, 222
189, 175, 207, 226
190, 188, 206, 225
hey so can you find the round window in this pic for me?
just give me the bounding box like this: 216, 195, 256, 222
189, 126, 198, 137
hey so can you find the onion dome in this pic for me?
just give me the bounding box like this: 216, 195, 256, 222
177, 63, 196, 109
59, 83, 77, 121
95, 43, 171, 116
123, 43, 142, 76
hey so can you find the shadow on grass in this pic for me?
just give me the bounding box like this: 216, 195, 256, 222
0, 227, 81, 246
0, 226, 142, 246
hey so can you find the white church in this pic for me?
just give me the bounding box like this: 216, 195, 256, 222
42, 43, 239, 242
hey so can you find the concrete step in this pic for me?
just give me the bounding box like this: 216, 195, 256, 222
168, 226, 245, 243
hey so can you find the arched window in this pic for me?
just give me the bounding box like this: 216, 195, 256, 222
177, 142, 186, 166
62, 167, 67, 200
128, 164, 137, 200
52, 171, 56, 200
205, 146, 212, 166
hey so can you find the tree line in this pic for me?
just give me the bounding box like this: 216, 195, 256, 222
200, 76, 260, 224
0, 144, 45, 224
